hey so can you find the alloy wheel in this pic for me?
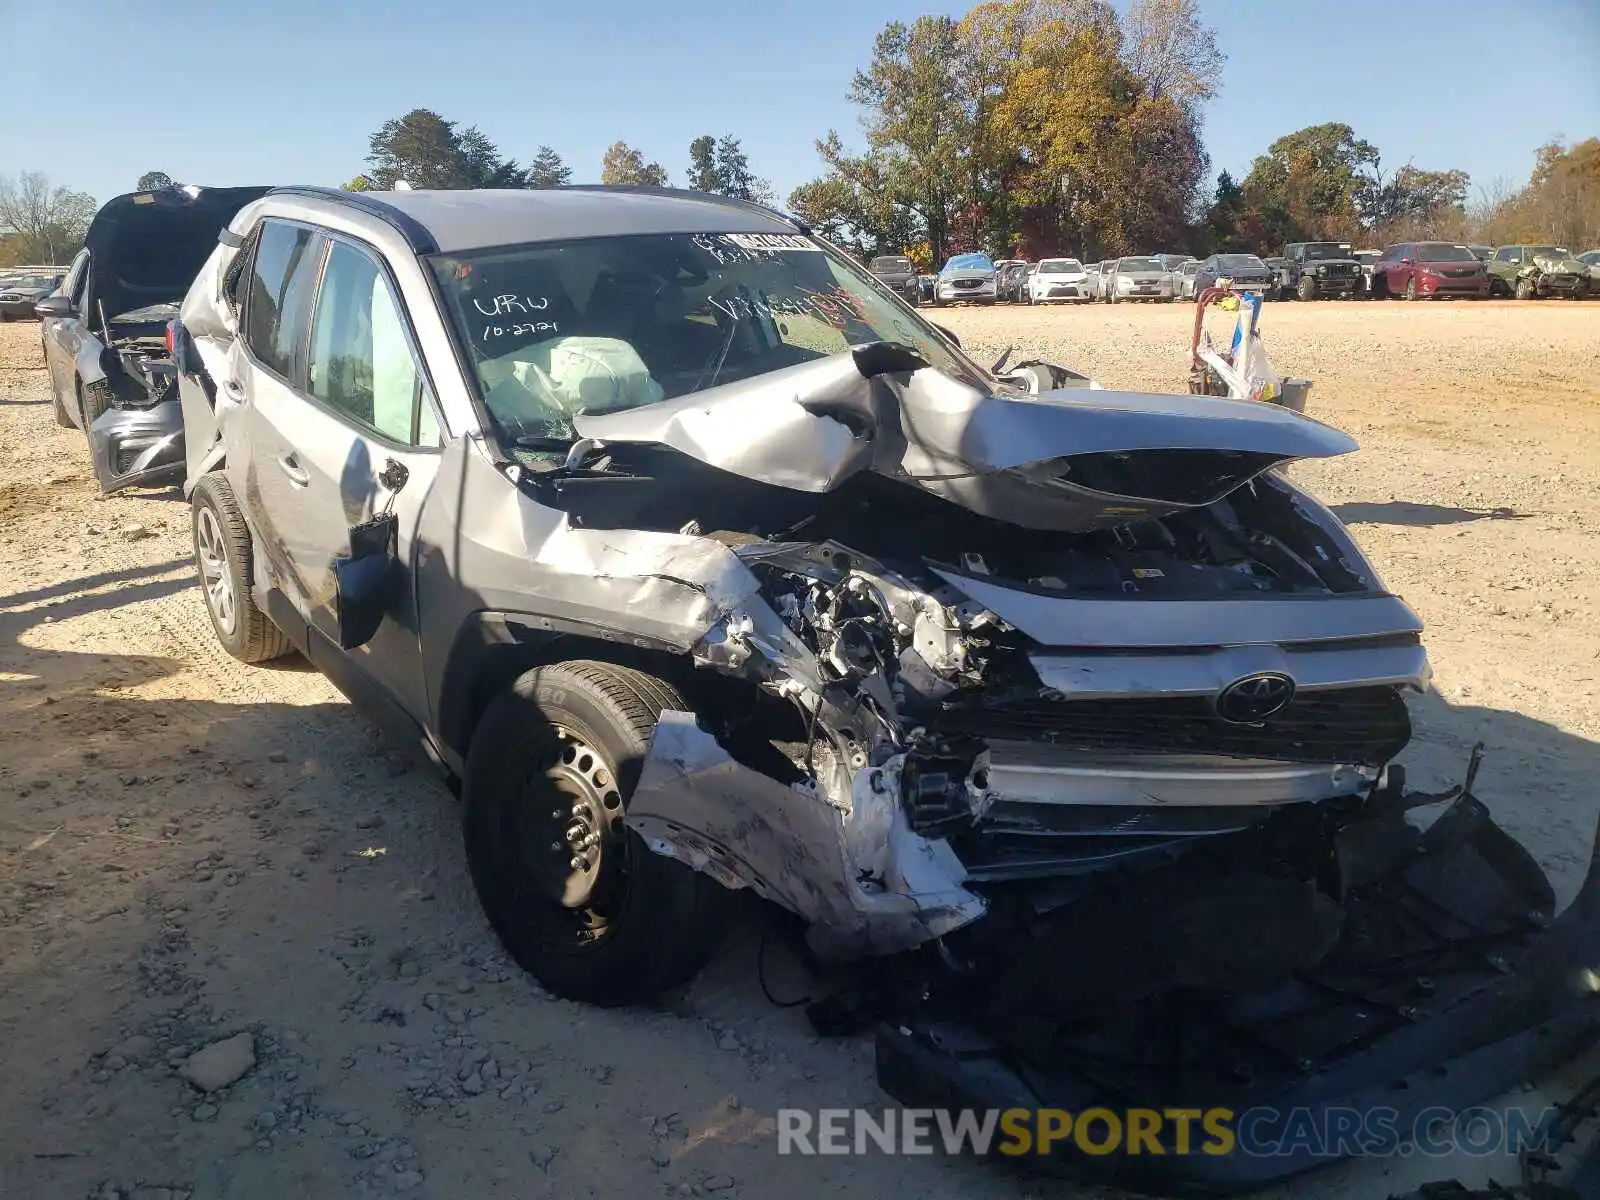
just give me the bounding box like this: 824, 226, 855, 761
195, 507, 237, 637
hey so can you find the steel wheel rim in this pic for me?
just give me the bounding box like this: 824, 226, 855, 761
524, 726, 627, 911
196, 507, 237, 636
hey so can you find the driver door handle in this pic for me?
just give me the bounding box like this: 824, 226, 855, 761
276, 453, 309, 488
222, 378, 244, 398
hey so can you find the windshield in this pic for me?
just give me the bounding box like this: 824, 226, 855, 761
1038, 259, 1081, 274
7, 275, 55, 289
1415, 243, 1476, 262
1527, 246, 1570, 259
1217, 254, 1265, 270
942, 253, 994, 273
870, 257, 912, 273
1301, 243, 1351, 260
429, 232, 989, 450
1117, 257, 1163, 272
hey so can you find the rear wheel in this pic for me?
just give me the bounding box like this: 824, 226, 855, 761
190, 473, 293, 663
463, 660, 731, 1006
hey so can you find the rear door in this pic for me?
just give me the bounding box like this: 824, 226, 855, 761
43, 250, 90, 421
240, 229, 444, 722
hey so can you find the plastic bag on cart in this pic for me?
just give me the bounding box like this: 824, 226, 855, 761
1230, 294, 1283, 402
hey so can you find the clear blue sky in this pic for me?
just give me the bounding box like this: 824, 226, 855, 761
2, 0, 1595, 210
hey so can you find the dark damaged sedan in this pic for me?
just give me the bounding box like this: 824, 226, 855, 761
38, 184, 268, 492
170, 185, 1600, 1196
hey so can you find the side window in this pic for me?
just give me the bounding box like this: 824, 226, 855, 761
307, 240, 437, 445
1493, 247, 1513, 262
244, 220, 321, 380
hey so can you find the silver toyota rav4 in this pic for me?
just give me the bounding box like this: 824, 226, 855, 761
174, 185, 1433, 1008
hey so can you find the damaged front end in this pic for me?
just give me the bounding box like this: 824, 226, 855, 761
506, 343, 1585, 1193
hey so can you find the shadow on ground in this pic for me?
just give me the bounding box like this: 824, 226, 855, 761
1333, 500, 1527, 527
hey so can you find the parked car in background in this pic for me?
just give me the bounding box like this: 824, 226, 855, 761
1192, 253, 1275, 296
1371, 242, 1491, 301
997, 260, 1032, 302
1262, 256, 1290, 291
917, 274, 936, 304
1352, 249, 1382, 295
0, 271, 63, 321
1106, 255, 1175, 302
1174, 260, 1201, 300
934, 252, 997, 305
868, 255, 920, 306
1466, 245, 1494, 263
1487, 245, 1590, 299
37, 184, 270, 493
1027, 257, 1090, 303
1152, 253, 1195, 274
1576, 250, 1600, 289
1276, 242, 1364, 300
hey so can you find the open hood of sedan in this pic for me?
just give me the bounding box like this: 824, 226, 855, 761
84, 185, 271, 323
573, 346, 1357, 532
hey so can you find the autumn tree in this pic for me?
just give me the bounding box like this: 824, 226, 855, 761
1240, 123, 1378, 245
1361, 163, 1471, 240
526, 146, 572, 188
136, 171, 175, 191
0, 171, 97, 263
600, 142, 667, 187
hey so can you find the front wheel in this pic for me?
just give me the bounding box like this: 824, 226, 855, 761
1515, 277, 1536, 301
464, 660, 731, 1006
1404, 277, 1418, 301
1297, 277, 1318, 302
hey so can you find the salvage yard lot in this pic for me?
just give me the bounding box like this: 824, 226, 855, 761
0, 302, 1598, 1200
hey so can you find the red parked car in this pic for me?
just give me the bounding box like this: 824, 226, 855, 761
1371, 242, 1491, 300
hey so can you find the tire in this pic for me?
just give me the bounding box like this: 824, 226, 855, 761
1404, 277, 1418, 301
1297, 276, 1318, 302
190, 472, 294, 664
78, 379, 113, 428
1371, 276, 1389, 300
1514, 277, 1535, 301
463, 660, 731, 1006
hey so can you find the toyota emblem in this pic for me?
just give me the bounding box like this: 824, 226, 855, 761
1214, 672, 1297, 724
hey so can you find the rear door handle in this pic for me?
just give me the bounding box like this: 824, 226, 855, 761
276, 453, 309, 488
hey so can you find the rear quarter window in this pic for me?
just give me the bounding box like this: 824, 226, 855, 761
243, 220, 323, 381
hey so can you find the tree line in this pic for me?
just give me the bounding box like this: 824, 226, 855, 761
785, 0, 1600, 267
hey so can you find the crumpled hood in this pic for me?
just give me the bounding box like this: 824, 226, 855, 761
574, 346, 1357, 532
84, 185, 270, 322
1531, 252, 1585, 274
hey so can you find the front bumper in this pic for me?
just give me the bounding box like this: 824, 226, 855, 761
1118, 283, 1173, 300
938, 281, 997, 302
0, 298, 41, 318
1035, 282, 1088, 301
87, 397, 185, 494
1420, 275, 1492, 297
1536, 275, 1586, 295
877, 769, 1600, 1195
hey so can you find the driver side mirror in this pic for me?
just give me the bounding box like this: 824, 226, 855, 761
931, 322, 960, 347
1400, 256, 1414, 265
33, 294, 76, 319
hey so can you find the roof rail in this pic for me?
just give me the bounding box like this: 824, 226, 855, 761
265, 185, 440, 253
552, 184, 809, 233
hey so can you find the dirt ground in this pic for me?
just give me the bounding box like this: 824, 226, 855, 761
1, 300, 1597, 1200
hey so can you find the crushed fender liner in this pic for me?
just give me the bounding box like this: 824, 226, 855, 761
873, 752, 1600, 1195
627, 712, 986, 959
